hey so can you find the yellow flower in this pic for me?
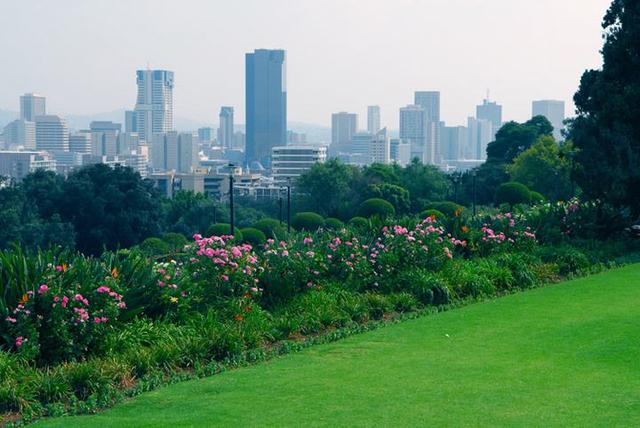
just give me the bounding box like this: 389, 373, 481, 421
111, 267, 119, 279
170, 297, 178, 303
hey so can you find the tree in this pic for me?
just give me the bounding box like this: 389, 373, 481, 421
163, 191, 227, 237
507, 136, 575, 201
486, 116, 553, 163
568, 0, 640, 215
366, 183, 411, 214
397, 159, 450, 210
496, 182, 531, 207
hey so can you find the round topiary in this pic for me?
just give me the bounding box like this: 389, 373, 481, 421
139, 237, 170, 256
419, 209, 447, 221
349, 216, 369, 228
496, 182, 531, 206
358, 198, 396, 218
240, 227, 266, 247
423, 201, 464, 218
253, 218, 286, 238
324, 217, 345, 230
529, 191, 546, 204
161, 232, 188, 252
206, 223, 244, 241
291, 212, 325, 231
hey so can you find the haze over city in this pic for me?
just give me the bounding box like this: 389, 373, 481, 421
0, 0, 610, 128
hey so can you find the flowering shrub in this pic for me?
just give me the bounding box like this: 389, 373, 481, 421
471, 212, 537, 256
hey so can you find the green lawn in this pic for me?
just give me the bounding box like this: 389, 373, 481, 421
38, 265, 640, 427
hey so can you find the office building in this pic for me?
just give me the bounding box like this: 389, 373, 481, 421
151, 131, 198, 173
198, 127, 214, 144
532, 100, 565, 140
90, 121, 121, 156
400, 104, 436, 163
135, 69, 174, 142
218, 106, 234, 148
367, 105, 381, 134
20, 93, 46, 122
35, 115, 69, 152
467, 117, 493, 160
271, 145, 327, 183
476, 99, 502, 137
390, 138, 411, 166
349, 128, 390, 165
441, 125, 468, 161
0, 151, 56, 181
414, 91, 441, 162
3, 120, 36, 149
125, 110, 137, 133
69, 132, 92, 154
331, 112, 358, 146
245, 49, 287, 167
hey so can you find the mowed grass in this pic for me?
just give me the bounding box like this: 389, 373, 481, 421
39, 265, 640, 427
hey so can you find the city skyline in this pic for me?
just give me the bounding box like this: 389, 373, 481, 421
0, 0, 610, 128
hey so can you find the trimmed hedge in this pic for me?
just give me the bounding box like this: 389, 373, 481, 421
496, 182, 531, 206
349, 216, 369, 228
358, 198, 396, 218
253, 218, 286, 238
292, 212, 325, 231
324, 218, 345, 230
240, 227, 267, 247
419, 209, 446, 221
423, 201, 464, 218
139, 237, 170, 256
206, 223, 243, 241
161, 233, 188, 252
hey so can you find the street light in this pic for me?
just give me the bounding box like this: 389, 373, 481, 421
228, 163, 235, 235
471, 170, 477, 217
286, 177, 292, 234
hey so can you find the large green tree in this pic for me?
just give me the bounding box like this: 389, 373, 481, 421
486, 116, 553, 163
568, 0, 640, 215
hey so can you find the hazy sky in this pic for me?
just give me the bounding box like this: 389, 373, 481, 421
0, 0, 610, 128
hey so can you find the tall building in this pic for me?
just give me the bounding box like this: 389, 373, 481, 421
331, 112, 358, 146
476, 99, 502, 136
390, 138, 411, 166
271, 145, 327, 183
151, 132, 197, 173
218, 106, 234, 149
441, 125, 468, 161
35, 115, 69, 152
367, 105, 381, 134
20, 93, 46, 121
467, 117, 493, 160
69, 132, 92, 154
532, 100, 565, 140
198, 127, 214, 144
400, 104, 436, 164
414, 91, 441, 162
135, 69, 174, 142
90, 121, 122, 156
3, 120, 36, 149
0, 151, 56, 181
125, 110, 137, 133
245, 49, 287, 167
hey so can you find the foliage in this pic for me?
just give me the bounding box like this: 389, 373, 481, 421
138, 238, 170, 257
419, 209, 446, 221
206, 224, 243, 241
253, 218, 286, 239
291, 212, 325, 231
324, 218, 345, 230
239, 228, 266, 247
423, 201, 464, 218
486, 116, 554, 163
161, 233, 188, 252
163, 191, 227, 237
496, 182, 531, 206
366, 183, 411, 214
358, 198, 396, 218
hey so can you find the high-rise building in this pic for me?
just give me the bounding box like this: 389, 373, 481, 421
135, 70, 174, 142
367, 105, 381, 134
3, 120, 36, 149
0, 151, 56, 181
271, 145, 327, 183
35, 115, 69, 152
69, 132, 92, 154
331, 112, 358, 146
218, 106, 234, 149
467, 117, 493, 160
440, 125, 468, 161
414, 91, 441, 162
125, 110, 137, 133
476, 99, 502, 137
198, 127, 214, 144
20, 93, 46, 122
151, 131, 197, 173
349, 128, 390, 165
400, 104, 436, 164
245, 49, 287, 167
390, 138, 411, 166
90, 121, 122, 156
532, 100, 565, 140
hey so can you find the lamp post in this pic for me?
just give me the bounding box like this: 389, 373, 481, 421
471, 170, 477, 217
278, 194, 283, 225
286, 178, 292, 234
228, 164, 235, 235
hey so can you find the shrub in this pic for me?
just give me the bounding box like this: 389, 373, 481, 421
358, 198, 395, 218
529, 191, 546, 204
324, 217, 344, 230
206, 223, 243, 241
496, 182, 531, 206
349, 216, 369, 228
423, 201, 464, 218
291, 212, 324, 231
240, 228, 266, 247
393, 270, 450, 306
139, 238, 170, 256
161, 233, 188, 252
253, 218, 286, 239
419, 209, 446, 221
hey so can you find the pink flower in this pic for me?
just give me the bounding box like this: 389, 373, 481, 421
5, 316, 16, 323
221, 274, 229, 282
96, 286, 111, 293
231, 246, 243, 258
282, 250, 289, 257
15, 336, 25, 347
61, 295, 69, 308
117, 302, 126, 309
38, 284, 49, 294
303, 237, 313, 245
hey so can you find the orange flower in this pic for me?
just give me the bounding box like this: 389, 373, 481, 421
19, 294, 29, 305
111, 267, 119, 279
454, 208, 463, 217
244, 306, 252, 313
234, 314, 244, 321
461, 225, 470, 233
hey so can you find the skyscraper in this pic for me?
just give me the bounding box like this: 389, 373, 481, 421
135, 70, 174, 142
367, 105, 381, 134
467, 117, 493, 160
35, 115, 69, 152
400, 104, 437, 164
20, 93, 46, 121
441, 125, 468, 161
151, 131, 197, 173
331, 112, 358, 146
414, 91, 441, 163
125, 110, 137, 133
69, 132, 92, 154
476, 99, 502, 136
3, 120, 36, 149
90, 121, 121, 156
532, 100, 565, 140
218, 106, 234, 149
245, 49, 287, 167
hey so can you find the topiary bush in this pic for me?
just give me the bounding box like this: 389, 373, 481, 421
324, 217, 345, 230
240, 227, 266, 247
291, 212, 324, 231
206, 223, 243, 241
358, 198, 396, 218
139, 237, 170, 256
423, 201, 464, 218
419, 209, 447, 221
530, 191, 546, 204
496, 182, 531, 206
349, 216, 369, 228
161, 233, 188, 252
253, 218, 286, 238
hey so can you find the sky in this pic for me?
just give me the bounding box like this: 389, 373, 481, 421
0, 0, 611, 129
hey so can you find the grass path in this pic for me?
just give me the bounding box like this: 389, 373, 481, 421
39, 265, 640, 427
